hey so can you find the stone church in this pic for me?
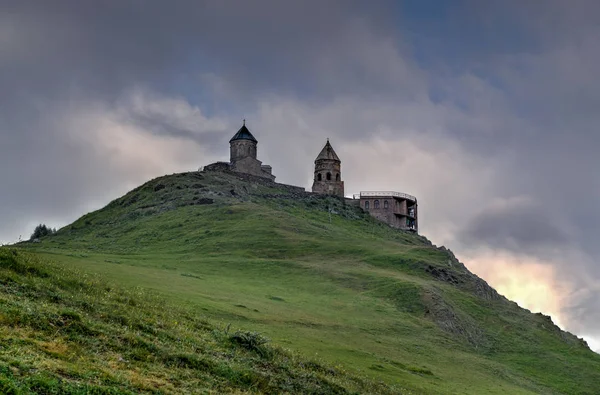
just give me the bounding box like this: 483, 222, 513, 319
229, 121, 275, 180
203, 121, 275, 181
203, 122, 418, 232
309, 139, 417, 232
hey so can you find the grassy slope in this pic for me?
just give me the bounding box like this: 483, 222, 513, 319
0, 249, 397, 394
16, 171, 600, 394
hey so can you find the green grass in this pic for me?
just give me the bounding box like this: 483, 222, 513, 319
12, 170, 600, 394
0, 249, 398, 394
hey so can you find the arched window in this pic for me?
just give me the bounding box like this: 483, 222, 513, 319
336, 173, 340, 181
326, 172, 332, 181
365, 201, 370, 209
374, 200, 380, 209
384, 200, 389, 209
317, 173, 322, 181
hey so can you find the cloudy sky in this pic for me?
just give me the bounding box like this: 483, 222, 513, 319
2, 0, 600, 350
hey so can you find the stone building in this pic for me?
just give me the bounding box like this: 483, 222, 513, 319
354, 191, 418, 232
229, 121, 275, 180
311, 139, 344, 197
309, 140, 418, 232
202, 122, 419, 233
204, 121, 275, 180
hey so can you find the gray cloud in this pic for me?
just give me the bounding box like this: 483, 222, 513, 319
0, 0, 397, 242
1, 0, 600, 346
459, 198, 569, 254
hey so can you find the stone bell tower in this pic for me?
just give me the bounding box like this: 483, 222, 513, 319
312, 139, 344, 197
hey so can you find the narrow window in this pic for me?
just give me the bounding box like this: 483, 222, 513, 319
336, 173, 340, 181
317, 173, 322, 181
365, 201, 370, 209
326, 172, 332, 180
374, 200, 380, 209
384, 200, 389, 209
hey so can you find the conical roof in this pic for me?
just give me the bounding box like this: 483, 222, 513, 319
315, 139, 340, 161
229, 121, 258, 143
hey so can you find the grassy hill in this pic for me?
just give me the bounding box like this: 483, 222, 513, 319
9, 170, 600, 394
0, 249, 395, 394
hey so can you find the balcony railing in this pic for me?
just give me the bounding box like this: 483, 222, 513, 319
355, 191, 417, 202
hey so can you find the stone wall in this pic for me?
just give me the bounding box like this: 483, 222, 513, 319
314, 159, 341, 181
261, 165, 273, 175
312, 159, 344, 197
359, 197, 418, 232
202, 167, 303, 194
203, 162, 231, 172
312, 180, 345, 196
229, 171, 304, 193
231, 157, 275, 181
231, 156, 262, 176
345, 198, 361, 207
360, 197, 403, 228
230, 140, 257, 162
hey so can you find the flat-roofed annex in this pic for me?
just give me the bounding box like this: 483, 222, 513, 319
354, 191, 419, 232
354, 191, 417, 202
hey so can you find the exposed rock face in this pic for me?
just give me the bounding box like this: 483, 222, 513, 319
435, 246, 503, 302
423, 288, 488, 349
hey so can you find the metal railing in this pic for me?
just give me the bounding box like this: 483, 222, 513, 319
355, 191, 417, 202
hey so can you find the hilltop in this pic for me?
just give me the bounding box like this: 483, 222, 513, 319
9, 170, 600, 394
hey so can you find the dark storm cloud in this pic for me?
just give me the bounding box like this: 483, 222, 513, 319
1, 0, 401, 99
0, 0, 401, 243
125, 114, 222, 148
2, 0, 600, 346
460, 199, 569, 254
433, 2, 600, 342
115, 92, 226, 149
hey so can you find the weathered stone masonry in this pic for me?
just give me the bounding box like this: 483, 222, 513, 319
311, 139, 345, 197
354, 191, 418, 232
229, 122, 275, 181
203, 121, 275, 181
202, 122, 419, 233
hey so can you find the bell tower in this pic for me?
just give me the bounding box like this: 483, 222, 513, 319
311, 139, 344, 197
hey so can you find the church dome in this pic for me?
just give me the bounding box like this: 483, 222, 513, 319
229, 121, 258, 143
